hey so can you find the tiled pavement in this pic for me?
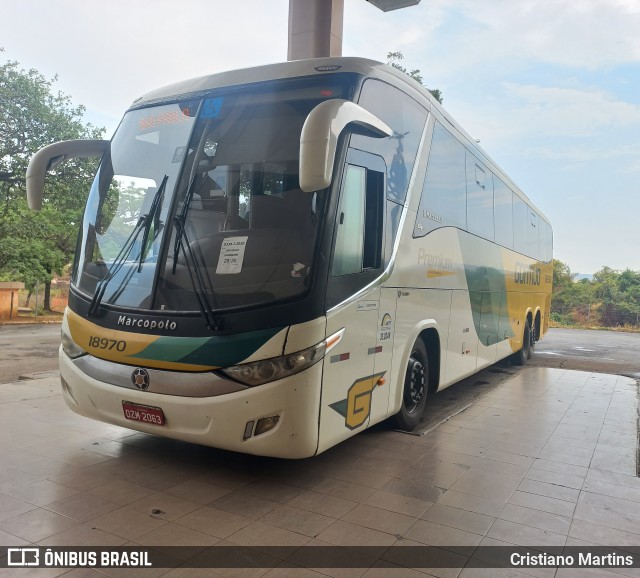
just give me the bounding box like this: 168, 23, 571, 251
0, 367, 638, 577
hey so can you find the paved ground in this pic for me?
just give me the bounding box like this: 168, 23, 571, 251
530, 328, 640, 379
0, 324, 61, 384
1, 323, 639, 574
0, 365, 638, 576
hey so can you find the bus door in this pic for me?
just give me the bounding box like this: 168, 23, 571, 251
317, 151, 387, 453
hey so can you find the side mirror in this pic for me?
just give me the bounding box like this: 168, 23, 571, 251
299, 99, 392, 192
26, 139, 109, 210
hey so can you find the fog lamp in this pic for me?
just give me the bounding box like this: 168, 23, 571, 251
255, 416, 280, 436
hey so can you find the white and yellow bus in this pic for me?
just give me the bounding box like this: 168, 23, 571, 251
27, 57, 552, 458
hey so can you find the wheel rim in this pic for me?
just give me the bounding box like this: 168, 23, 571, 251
523, 325, 531, 357
528, 322, 535, 358
530, 323, 536, 348
404, 354, 426, 414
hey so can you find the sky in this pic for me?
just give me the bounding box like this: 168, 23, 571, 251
2, 0, 639, 275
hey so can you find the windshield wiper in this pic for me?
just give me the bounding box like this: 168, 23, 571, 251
172, 173, 197, 274
172, 222, 223, 331
137, 174, 168, 272
88, 176, 168, 318
171, 178, 223, 331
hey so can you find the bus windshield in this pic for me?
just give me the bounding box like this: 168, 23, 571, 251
73, 78, 352, 314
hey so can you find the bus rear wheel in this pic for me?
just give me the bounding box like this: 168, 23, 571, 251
395, 338, 429, 431
511, 320, 533, 366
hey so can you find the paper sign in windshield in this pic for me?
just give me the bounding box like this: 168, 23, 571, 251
216, 236, 248, 275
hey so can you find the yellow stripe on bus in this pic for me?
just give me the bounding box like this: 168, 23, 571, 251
66, 309, 217, 371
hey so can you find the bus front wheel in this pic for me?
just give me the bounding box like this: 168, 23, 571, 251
395, 338, 429, 431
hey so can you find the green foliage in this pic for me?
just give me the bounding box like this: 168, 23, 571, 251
386, 51, 443, 104
551, 259, 640, 328
550, 312, 573, 326
0, 50, 104, 295
552, 259, 574, 290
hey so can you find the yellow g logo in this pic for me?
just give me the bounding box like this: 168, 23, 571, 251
330, 372, 386, 430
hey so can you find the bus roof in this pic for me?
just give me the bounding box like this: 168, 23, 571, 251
130, 56, 548, 224
133, 57, 396, 107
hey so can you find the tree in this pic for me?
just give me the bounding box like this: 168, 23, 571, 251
551, 261, 640, 328
618, 269, 640, 293
0, 50, 104, 310
552, 259, 574, 291
387, 51, 443, 104
618, 269, 640, 325
551, 259, 603, 325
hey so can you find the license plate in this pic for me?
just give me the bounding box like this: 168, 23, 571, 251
122, 401, 166, 426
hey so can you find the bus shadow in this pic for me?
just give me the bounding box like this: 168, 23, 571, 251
397, 360, 519, 436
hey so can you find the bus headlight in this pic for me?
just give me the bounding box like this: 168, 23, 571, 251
61, 323, 87, 359
219, 328, 344, 387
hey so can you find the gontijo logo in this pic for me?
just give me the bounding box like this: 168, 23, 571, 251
329, 372, 386, 430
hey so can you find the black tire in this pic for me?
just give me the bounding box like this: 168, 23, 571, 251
511, 320, 531, 366
528, 318, 536, 359
394, 338, 429, 431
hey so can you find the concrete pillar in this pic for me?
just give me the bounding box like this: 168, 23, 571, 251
288, 0, 344, 60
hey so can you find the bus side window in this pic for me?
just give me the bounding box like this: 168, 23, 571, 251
513, 194, 528, 255
332, 164, 383, 276
363, 170, 383, 270
540, 219, 552, 262
494, 176, 514, 249
466, 155, 494, 241
326, 150, 386, 309
414, 122, 467, 237
332, 165, 366, 276
528, 209, 539, 260
352, 79, 428, 205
